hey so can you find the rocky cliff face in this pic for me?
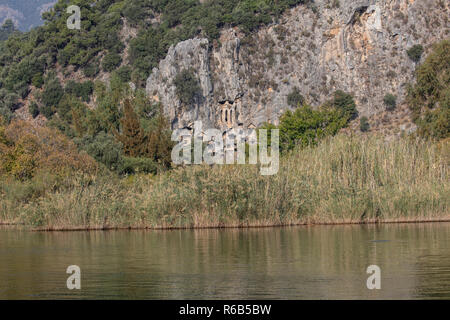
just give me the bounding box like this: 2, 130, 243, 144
146, 0, 449, 133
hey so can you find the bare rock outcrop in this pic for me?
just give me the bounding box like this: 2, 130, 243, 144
146, 0, 449, 133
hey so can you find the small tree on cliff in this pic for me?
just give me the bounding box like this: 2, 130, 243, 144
114, 99, 148, 157
360, 116, 370, 132
147, 105, 173, 168
332, 90, 358, 120
174, 69, 201, 105
287, 87, 305, 107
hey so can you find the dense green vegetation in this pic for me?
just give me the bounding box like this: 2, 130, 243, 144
1, 66, 172, 176
174, 69, 202, 105
65, 80, 94, 102
0, 1, 124, 105
0, 88, 20, 121
383, 93, 397, 111
0, 0, 312, 105
407, 40, 449, 140
1, 134, 447, 229
407, 44, 424, 63
29, 101, 40, 118
71, 76, 172, 174
265, 90, 357, 152
359, 116, 369, 132
287, 87, 305, 107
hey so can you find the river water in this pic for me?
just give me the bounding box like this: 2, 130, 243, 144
0, 223, 449, 299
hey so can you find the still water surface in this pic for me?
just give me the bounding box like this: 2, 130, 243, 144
0, 223, 449, 299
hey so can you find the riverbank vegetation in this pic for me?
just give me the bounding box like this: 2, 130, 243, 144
1, 133, 448, 230
0, 3, 448, 230
407, 40, 449, 140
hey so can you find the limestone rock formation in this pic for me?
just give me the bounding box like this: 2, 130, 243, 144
146, 0, 449, 133
146, 38, 214, 129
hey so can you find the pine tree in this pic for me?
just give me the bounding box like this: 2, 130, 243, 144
0, 20, 17, 41
148, 104, 173, 168
114, 99, 148, 157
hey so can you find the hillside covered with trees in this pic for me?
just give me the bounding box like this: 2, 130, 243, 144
0, 0, 317, 176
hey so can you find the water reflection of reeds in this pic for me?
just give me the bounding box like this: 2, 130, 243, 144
1, 223, 449, 299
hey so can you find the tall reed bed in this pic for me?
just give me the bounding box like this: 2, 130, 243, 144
1, 135, 448, 230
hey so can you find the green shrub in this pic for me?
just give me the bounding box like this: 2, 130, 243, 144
287, 87, 305, 107
330, 90, 358, 120
31, 73, 44, 88
102, 52, 122, 72
407, 44, 424, 63
277, 104, 350, 151
383, 94, 397, 111
29, 101, 40, 118
122, 2, 152, 26
415, 106, 449, 140
129, 28, 167, 84
0, 90, 21, 111
16, 85, 30, 100
41, 78, 64, 112
360, 116, 370, 132
115, 66, 132, 83
3, 55, 46, 96
65, 80, 94, 102
40, 105, 54, 119
119, 157, 158, 175
0, 106, 13, 123
174, 69, 202, 105
407, 40, 449, 139
75, 132, 124, 171
83, 61, 101, 78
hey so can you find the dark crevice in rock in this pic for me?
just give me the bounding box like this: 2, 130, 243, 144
348, 6, 369, 25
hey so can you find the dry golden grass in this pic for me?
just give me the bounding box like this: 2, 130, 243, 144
1, 134, 448, 230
